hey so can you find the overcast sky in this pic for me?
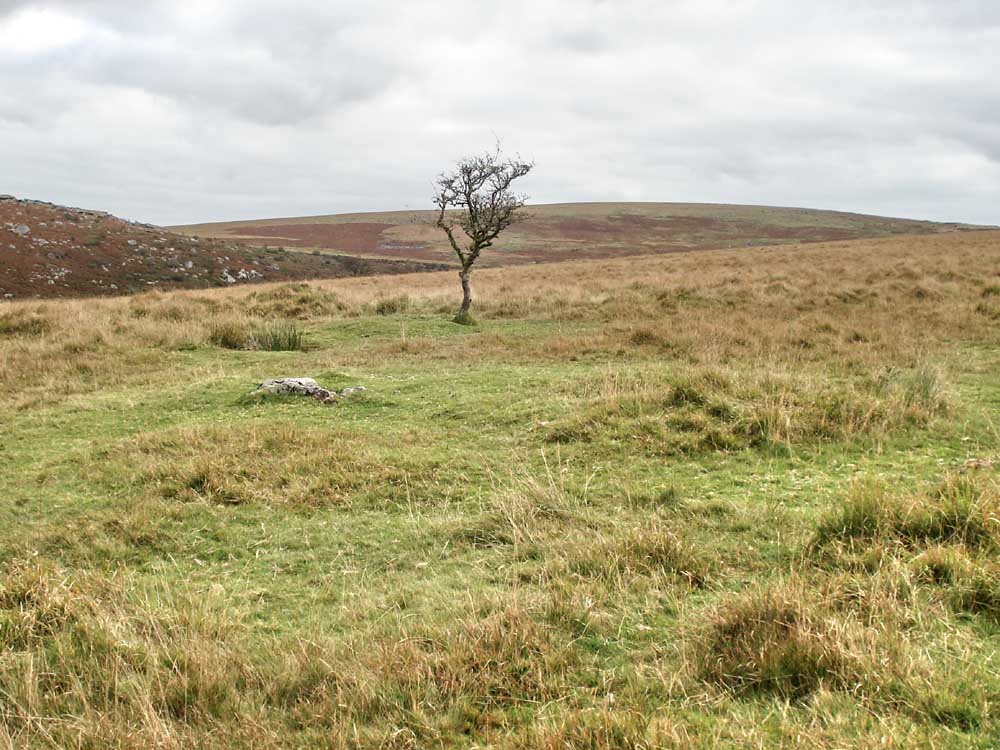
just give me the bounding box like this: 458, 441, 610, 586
1, 1, 998, 226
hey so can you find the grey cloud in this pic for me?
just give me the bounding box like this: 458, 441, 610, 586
0, 0, 998, 225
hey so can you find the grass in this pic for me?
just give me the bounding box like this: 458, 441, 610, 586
1, 229, 1000, 748
209, 319, 305, 351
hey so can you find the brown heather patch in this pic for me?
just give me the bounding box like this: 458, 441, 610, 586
173, 202, 956, 268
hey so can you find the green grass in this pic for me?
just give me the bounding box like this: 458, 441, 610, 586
2, 237, 1000, 748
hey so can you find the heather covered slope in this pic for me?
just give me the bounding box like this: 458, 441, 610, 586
2, 229, 999, 748
0, 196, 446, 300
174, 201, 984, 267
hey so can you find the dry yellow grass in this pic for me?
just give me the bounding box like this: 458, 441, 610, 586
3, 229, 998, 387
2, 229, 999, 748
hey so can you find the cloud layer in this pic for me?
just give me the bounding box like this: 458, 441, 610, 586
1, 0, 998, 225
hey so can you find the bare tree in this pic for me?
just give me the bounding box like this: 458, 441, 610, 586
433, 145, 533, 321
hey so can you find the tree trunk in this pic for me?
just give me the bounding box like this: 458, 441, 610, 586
458, 268, 472, 316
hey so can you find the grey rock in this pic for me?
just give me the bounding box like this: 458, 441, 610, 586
255, 379, 367, 405
256, 377, 338, 404
13, 225, 30, 236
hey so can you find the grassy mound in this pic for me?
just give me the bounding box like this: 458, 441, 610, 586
545, 364, 948, 455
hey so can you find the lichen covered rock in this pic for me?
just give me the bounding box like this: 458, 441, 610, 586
255, 378, 365, 405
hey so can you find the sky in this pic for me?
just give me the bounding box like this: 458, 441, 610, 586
1, 0, 998, 226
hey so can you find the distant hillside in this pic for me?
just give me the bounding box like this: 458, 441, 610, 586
0, 196, 446, 300
173, 202, 985, 268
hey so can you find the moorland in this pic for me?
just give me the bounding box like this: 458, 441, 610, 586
1, 223, 999, 748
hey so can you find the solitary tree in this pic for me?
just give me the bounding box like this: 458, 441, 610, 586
433, 145, 533, 322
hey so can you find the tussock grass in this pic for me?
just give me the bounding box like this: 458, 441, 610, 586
976, 300, 1000, 320
911, 547, 1000, 619
246, 283, 343, 318
515, 709, 655, 750
208, 318, 252, 349
0, 229, 995, 411
0, 562, 246, 747
692, 580, 907, 702
457, 470, 584, 548
545, 363, 948, 455
209, 318, 304, 351
684, 470, 1000, 726
687, 574, 987, 728
0, 562, 584, 748
812, 474, 999, 553
98, 423, 439, 508
560, 521, 709, 587
0, 309, 50, 337
3, 230, 1000, 747
374, 294, 411, 315
812, 473, 1000, 622
251, 320, 305, 351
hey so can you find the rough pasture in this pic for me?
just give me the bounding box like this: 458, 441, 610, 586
2, 228, 999, 748
174, 201, 982, 267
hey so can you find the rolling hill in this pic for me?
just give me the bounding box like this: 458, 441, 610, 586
173, 201, 984, 267
0, 195, 446, 300
4, 196, 988, 301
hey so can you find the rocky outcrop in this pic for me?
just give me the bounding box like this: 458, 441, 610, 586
0, 194, 449, 300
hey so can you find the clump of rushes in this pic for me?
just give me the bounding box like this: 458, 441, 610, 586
250, 321, 304, 351
209, 318, 304, 351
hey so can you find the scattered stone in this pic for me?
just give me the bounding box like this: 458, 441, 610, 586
256, 377, 337, 404
221, 270, 236, 284
254, 378, 366, 406
13, 224, 30, 236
